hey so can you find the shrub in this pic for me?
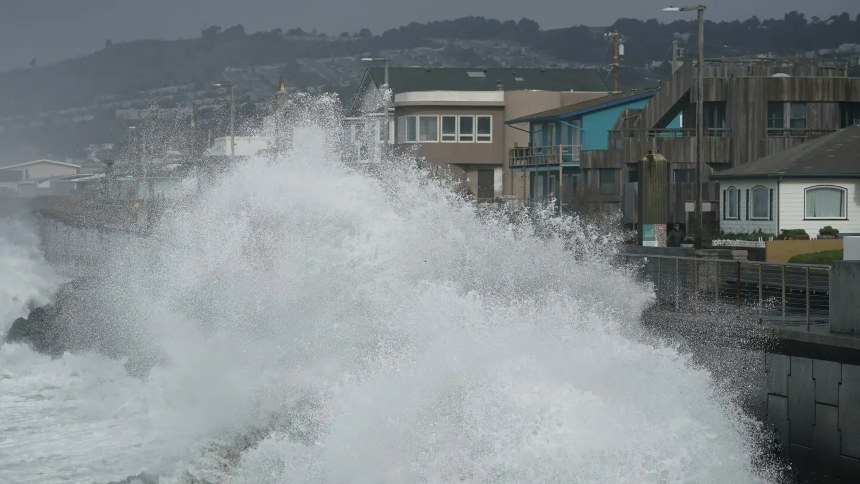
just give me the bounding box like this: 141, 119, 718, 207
788, 249, 844, 265
819, 225, 839, 236
780, 228, 809, 240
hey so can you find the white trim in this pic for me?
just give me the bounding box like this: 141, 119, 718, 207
440, 115, 457, 143
1, 159, 81, 170
458, 115, 475, 143
393, 91, 505, 105
476, 115, 492, 143
725, 186, 739, 220
804, 185, 848, 220
417, 115, 440, 143
749, 185, 770, 220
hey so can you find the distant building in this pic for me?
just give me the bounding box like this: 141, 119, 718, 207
505, 89, 675, 211
348, 67, 609, 199
205, 136, 273, 157
0, 170, 21, 193
0, 159, 80, 181
711, 125, 860, 236
606, 59, 860, 233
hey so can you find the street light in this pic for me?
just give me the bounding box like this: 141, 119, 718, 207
664, 5, 706, 249
213, 83, 236, 156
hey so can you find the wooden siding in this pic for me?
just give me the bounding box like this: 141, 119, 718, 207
719, 180, 779, 235
609, 134, 731, 167
778, 179, 860, 235
640, 62, 692, 130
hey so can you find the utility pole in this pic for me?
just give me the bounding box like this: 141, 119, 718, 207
605, 31, 623, 92
663, 5, 706, 249
213, 83, 236, 156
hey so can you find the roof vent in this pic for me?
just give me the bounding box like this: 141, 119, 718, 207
771, 73, 791, 78
467, 71, 486, 78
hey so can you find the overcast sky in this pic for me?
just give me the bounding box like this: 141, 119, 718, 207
1, 0, 858, 71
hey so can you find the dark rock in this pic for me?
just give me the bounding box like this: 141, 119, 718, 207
107, 472, 160, 484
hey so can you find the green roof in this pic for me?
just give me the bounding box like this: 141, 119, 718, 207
712, 125, 860, 180
362, 66, 607, 95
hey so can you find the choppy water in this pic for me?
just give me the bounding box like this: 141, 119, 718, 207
0, 95, 777, 483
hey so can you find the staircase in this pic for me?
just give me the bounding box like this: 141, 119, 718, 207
639, 61, 693, 131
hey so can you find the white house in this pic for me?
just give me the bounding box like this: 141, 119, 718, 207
712, 125, 860, 237
0, 159, 80, 181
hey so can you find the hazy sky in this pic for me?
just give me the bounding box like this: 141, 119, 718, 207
1, 0, 858, 71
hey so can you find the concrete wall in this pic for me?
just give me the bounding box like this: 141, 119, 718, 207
831, 261, 860, 334
779, 179, 860, 236
719, 180, 779, 235
765, 239, 844, 263
766, 353, 860, 478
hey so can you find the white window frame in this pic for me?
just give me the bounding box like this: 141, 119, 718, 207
749, 185, 770, 220
476, 115, 492, 143
804, 185, 847, 220
725, 186, 739, 220
417, 115, 439, 143
399, 115, 417, 143
458, 115, 474, 143
441, 115, 457, 142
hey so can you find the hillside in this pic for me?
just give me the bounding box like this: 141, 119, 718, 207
0, 12, 858, 164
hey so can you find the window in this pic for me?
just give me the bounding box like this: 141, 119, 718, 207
703, 102, 726, 132
598, 169, 617, 195
459, 116, 474, 142
724, 186, 739, 220
441, 116, 457, 142
767, 102, 807, 136
476, 115, 492, 142
418, 116, 438, 142
789, 103, 807, 136
627, 166, 639, 183
841, 102, 860, 128
674, 169, 695, 183
399, 116, 417, 142
750, 186, 770, 220
805, 186, 847, 219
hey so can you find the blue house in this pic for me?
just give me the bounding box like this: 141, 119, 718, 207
506, 90, 680, 211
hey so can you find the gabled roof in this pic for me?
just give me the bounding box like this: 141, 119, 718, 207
0, 159, 81, 170
712, 125, 860, 180
505, 90, 656, 124
364, 67, 608, 93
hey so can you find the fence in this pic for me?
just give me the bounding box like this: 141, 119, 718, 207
622, 254, 831, 330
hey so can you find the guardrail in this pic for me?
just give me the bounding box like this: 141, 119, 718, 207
622, 254, 830, 330
509, 144, 581, 167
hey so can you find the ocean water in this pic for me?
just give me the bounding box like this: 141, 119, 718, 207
0, 96, 778, 483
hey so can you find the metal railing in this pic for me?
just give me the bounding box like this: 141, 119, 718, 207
509, 144, 581, 167
622, 254, 831, 330
610, 127, 731, 138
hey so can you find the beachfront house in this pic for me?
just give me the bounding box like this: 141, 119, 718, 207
711, 125, 860, 237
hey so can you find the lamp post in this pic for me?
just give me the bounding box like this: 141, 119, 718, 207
213, 83, 236, 156
664, 5, 706, 249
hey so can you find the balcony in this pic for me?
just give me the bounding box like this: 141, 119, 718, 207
509, 144, 581, 168
610, 128, 732, 165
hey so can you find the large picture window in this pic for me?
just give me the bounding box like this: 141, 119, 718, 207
724, 186, 739, 220
750, 186, 770, 220
805, 186, 847, 219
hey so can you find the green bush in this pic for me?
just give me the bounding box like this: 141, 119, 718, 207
788, 249, 844, 265
780, 228, 809, 240
819, 225, 839, 236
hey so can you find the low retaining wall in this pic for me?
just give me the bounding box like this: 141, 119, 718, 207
766, 239, 843, 263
